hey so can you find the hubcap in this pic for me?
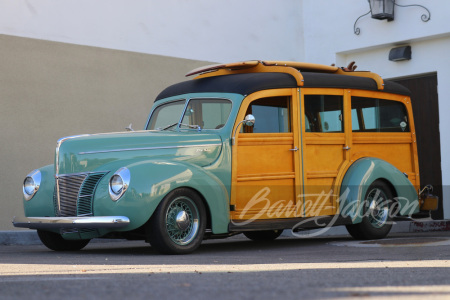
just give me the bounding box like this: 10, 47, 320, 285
165, 197, 199, 245
175, 210, 190, 231
366, 188, 390, 228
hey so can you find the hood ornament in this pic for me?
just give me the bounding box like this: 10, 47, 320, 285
125, 123, 134, 132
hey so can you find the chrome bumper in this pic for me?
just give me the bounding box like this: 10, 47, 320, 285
12, 216, 130, 230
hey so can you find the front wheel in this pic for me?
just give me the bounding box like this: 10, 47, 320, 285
37, 230, 90, 251
346, 180, 394, 240
147, 188, 206, 254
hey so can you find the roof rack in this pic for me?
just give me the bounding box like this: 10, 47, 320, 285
186, 60, 384, 91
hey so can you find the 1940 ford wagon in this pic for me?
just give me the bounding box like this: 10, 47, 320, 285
13, 61, 438, 254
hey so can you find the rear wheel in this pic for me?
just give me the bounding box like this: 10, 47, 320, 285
244, 229, 283, 241
346, 180, 394, 240
37, 230, 90, 251
147, 188, 206, 254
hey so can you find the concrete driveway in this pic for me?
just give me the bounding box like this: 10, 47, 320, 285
1, 231, 450, 300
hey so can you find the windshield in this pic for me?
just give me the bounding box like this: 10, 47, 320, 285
147, 98, 232, 131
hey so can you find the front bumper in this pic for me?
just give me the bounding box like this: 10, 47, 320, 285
12, 216, 130, 230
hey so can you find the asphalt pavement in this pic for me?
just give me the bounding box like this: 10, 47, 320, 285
2, 230, 450, 300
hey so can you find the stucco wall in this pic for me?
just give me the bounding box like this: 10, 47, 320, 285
0, 0, 304, 62
300, 0, 450, 218
0, 34, 211, 230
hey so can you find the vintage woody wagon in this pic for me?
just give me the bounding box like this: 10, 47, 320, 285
14, 61, 437, 254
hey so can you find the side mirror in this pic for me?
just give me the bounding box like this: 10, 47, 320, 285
243, 114, 255, 127
232, 114, 256, 145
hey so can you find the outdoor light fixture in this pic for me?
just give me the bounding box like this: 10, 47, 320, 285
354, 0, 431, 35
369, 0, 395, 21
389, 46, 411, 61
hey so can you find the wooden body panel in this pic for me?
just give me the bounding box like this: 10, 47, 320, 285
351, 133, 417, 184
231, 86, 420, 223
348, 90, 419, 189
301, 88, 349, 217
231, 89, 301, 220
303, 134, 346, 216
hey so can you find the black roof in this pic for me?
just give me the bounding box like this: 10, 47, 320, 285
155, 72, 411, 101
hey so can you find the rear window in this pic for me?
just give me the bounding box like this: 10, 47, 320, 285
351, 97, 409, 132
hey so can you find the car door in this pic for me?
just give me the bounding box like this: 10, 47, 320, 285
300, 89, 350, 217
231, 89, 302, 222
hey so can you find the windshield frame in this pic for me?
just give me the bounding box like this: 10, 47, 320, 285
145, 99, 187, 131
145, 97, 233, 131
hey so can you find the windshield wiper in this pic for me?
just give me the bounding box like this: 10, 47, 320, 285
159, 122, 178, 131
159, 123, 201, 131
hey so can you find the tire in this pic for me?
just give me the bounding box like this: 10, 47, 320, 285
345, 180, 394, 240
147, 188, 206, 254
244, 229, 283, 241
37, 230, 90, 251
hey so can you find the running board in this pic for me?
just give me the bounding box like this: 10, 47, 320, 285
229, 216, 352, 232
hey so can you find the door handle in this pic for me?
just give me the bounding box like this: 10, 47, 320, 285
343, 146, 351, 150
289, 147, 299, 152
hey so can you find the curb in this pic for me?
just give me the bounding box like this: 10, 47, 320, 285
281, 219, 450, 238
1, 220, 449, 246
410, 220, 450, 232
0, 230, 40, 245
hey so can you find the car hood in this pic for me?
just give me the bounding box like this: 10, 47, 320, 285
55, 130, 223, 174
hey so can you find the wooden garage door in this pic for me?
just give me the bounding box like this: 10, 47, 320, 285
393, 74, 443, 219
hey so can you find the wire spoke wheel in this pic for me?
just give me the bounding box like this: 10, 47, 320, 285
346, 180, 394, 240
165, 197, 199, 245
148, 188, 206, 254
366, 188, 390, 228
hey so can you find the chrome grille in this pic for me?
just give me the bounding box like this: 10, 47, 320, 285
56, 172, 107, 217
78, 173, 106, 216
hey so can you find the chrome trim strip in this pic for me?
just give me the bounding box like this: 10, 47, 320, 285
177, 98, 190, 130
55, 171, 110, 178
78, 143, 222, 155
55, 134, 91, 176
12, 216, 130, 229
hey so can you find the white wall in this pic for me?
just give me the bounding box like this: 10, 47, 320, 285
302, 0, 450, 218
302, 0, 450, 64
0, 0, 304, 62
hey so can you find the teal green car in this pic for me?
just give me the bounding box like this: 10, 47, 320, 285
14, 61, 436, 254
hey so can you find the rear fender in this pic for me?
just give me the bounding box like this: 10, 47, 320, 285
339, 157, 419, 224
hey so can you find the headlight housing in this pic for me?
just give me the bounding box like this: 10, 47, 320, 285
109, 167, 130, 201
23, 170, 41, 201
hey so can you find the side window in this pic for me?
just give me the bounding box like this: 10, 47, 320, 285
304, 95, 344, 133
244, 96, 290, 133
181, 99, 232, 129
351, 97, 409, 132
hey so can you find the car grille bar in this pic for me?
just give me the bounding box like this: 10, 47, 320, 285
56, 172, 107, 217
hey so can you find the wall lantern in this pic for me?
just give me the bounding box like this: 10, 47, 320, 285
389, 45, 411, 61
369, 0, 395, 21
354, 0, 431, 35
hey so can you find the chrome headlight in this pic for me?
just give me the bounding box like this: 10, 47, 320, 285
109, 167, 130, 201
23, 170, 41, 201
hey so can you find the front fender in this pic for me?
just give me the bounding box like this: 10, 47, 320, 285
23, 164, 56, 218
93, 160, 230, 234
339, 157, 419, 223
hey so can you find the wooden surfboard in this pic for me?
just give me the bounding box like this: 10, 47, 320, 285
186, 60, 260, 77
